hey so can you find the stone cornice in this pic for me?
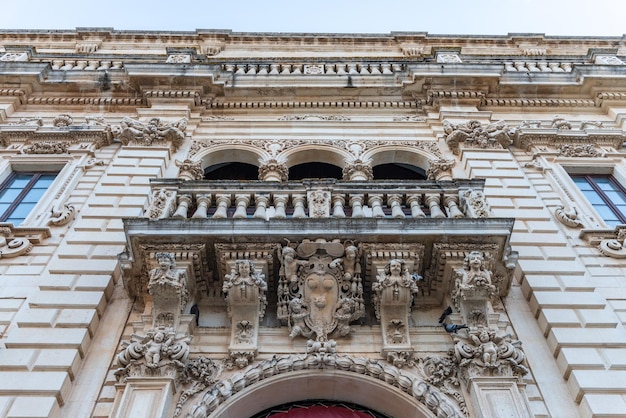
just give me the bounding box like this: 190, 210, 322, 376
513, 128, 626, 151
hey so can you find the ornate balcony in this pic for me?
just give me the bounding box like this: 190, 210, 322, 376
120, 178, 513, 372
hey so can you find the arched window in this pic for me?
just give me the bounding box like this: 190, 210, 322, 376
372, 163, 426, 180
289, 162, 343, 180
204, 162, 259, 180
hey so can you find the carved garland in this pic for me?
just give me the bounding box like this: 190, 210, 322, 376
180, 353, 465, 418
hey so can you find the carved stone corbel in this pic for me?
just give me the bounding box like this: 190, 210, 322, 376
0, 235, 33, 258
372, 259, 420, 368
450, 251, 497, 326
115, 328, 191, 383
148, 252, 192, 330
222, 259, 268, 369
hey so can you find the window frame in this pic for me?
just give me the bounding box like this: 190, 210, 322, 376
570, 173, 626, 226
0, 172, 59, 224
0, 155, 76, 227
560, 162, 626, 229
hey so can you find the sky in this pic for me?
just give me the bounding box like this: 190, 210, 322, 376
0, 0, 624, 37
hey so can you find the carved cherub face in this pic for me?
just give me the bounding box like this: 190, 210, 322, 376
467, 252, 484, 270
237, 261, 252, 277
156, 253, 174, 270
389, 260, 403, 276
154, 332, 164, 342
345, 246, 357, 260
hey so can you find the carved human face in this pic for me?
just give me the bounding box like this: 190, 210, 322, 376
468, 252, 483, 268
389, 260, 402, 276
239, 261, 251, 277
158, 256, 172, 270
154, 332, 164, 342
283, 251, 294, 263
346, 247, 356, 260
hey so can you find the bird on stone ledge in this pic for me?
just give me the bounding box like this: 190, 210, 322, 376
442, 323, 468, 333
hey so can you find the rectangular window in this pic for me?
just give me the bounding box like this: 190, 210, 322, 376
0, 172, 57, 226
571, 174, 626, 226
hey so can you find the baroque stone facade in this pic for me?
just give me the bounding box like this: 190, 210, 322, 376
0, 28, 625, 418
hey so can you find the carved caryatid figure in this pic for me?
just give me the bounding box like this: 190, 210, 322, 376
373, 259, 420, 316
222, 260, 267, 368
277, 240, 364, 342
458, 251, 496, 293
372, 259, 420, 367
148, 252, 190, 329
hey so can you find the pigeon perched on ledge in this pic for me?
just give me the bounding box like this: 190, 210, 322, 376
438, 306, 453, 323
442, 323, 468, 333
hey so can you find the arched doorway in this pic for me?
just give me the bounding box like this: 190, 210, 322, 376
210, 370, 437, 418
252, 400, 389, 418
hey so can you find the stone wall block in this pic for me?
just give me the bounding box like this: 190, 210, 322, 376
4, 328, 91, 358
28, 291, 106, 317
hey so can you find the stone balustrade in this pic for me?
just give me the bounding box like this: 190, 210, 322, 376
504, 61, 574, 72
222, 62, 403, 76
49, 60, 123, 70
147, 179, 487, 220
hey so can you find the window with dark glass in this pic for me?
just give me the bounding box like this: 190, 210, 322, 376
0, 172, 57, 225
571, 174, 626, 226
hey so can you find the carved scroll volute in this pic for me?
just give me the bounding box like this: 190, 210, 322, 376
222, 259, 267, 369
147, 252, 191, 331
373, 259, 420, 367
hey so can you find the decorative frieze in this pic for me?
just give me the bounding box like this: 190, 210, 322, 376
21, 141, 70, 154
